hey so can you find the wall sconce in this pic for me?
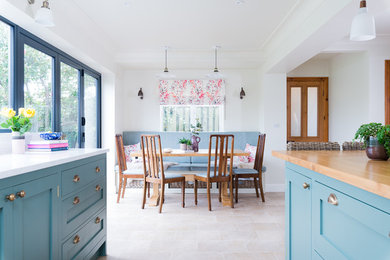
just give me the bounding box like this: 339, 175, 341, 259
240, 87, 246, 99
138, 88, 144, 100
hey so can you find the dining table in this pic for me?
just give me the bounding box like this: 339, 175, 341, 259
130, 149, 250, 207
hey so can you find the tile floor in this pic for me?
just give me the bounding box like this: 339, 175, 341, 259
99, 189, 285, 260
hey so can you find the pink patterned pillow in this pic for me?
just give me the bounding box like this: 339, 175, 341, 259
242, 143, 257, 163
124, 143, 140, 162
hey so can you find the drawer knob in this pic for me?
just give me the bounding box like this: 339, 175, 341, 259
95, 166, 101, 173
95, 217, 101, 224
95, 185, 101, 191
6, 194, 15, 201
327, 193, 338, 206
16, 190, 26, 198
302, 182, 310, 189
73, 175, 80, 183
73, 196, 80, 205
73, 235, 80, 244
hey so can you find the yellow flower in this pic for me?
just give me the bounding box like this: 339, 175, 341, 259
23, 108, 36, 118
18, 108, 25, 116
0, 108, 16, 118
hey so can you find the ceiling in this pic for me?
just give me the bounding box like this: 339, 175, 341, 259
69, 0, 299, 53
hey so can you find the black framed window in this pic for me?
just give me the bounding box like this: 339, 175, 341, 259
0, 16, 101, 148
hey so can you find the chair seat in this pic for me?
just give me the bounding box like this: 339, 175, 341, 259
232, 168, 259, 175
164, 173, 185, 179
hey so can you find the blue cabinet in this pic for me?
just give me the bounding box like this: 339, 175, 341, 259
285, 162, 390, 260
0, 152, 106, 260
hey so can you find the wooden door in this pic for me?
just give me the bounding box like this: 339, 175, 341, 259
287, 77, 328, 142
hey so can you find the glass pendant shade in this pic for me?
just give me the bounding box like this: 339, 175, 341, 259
35, 1, 55, 27
350, 1, 376, 41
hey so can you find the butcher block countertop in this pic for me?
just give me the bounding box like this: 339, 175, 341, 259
272, 150, 390, 200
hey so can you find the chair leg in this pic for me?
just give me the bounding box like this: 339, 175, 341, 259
142, 180, 147, 209
207, 181, 212, 211
117, 178, 123, 203
121, 178, 127, 198
259, 175, 265, 202
159, 183, 165, 214
182, 180, 185, 208
194, 180, 198, 205
229, 179, 234, 208
254, 177, 260, 198
218, 182, 222, 202
147, 182, 150, 198
235, 175, 239, 203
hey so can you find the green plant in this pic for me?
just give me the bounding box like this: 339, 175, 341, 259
354, 123, 383, 143
190, 118, 203, 135
377, 125, 390, 156
178, 137, 191, 145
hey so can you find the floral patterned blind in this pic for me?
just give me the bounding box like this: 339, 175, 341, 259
159, 79, 225, 105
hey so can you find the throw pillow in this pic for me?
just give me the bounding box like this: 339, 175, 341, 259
244, 143, 257, 163
124, 143, 141, 162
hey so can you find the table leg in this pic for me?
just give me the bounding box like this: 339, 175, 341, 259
149, 183, 160, 206
221, 182, 232, 207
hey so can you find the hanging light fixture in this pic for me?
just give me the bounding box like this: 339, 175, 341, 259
156, 47, 176, 79
34, 0, 55, 27
206, 46, 224, 79
350, 0, 376, 41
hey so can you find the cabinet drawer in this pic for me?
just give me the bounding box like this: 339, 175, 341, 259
62, 178, 105, 237
62, 209, 105, 260
313, 182, 390, 260
62, 159, 106, 197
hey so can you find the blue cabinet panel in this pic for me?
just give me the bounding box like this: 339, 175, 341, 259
0, 188, 14, 260
285, 169, 312, 260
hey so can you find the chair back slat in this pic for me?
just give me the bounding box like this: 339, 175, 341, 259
254, 134, 266, 172
115, 134, 127, 174
207, 135, 234, 178
141, 135, 164, 180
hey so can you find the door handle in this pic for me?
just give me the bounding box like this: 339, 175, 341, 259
81, 117, 86, 126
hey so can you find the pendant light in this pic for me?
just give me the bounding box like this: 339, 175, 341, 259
156, 47, 176, 79
35, 0, 55, 27
206, 46, 224, 79
350, 0, 376, 41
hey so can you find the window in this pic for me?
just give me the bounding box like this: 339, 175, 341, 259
0, 20, 11, 110
0, 16, 101, 147
159, 79, 224, 132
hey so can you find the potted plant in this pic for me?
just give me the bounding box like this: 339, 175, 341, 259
179, 137, 191, 151
377, 125, 390, 158
0, 107, 36, 154
190, 118, 203, 152
354, 123, 388, 160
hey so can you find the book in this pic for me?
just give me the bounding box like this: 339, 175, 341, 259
28, 147, 69, 152
29, 140, 68, 145
28, 143, 69, 149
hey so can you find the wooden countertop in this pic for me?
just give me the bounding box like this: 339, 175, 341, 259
272, 150, 390, 200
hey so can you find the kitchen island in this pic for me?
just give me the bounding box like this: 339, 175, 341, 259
0, 148, 108, 260
273, 150, 390, 260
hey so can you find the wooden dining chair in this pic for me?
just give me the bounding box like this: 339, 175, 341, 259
232, 134, 266, 203
194, 134, 235, 211
115, 134, 149, 203
141, 135, 186, 213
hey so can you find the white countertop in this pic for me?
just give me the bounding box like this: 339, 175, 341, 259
0, 148, 109, 180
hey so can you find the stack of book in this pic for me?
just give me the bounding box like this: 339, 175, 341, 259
28, 140, 69, 152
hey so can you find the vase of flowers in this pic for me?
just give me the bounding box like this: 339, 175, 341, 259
1, 107, 36, 154
190, 118, 203, 152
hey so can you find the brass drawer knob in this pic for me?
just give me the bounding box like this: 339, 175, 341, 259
73, 175, 80, 183
73, 235, 80, 244
302, 182, 310, 189
6, 194, 15, 201
327, 193, 339, 206
16, 190, 26, 198
95, 185, 101, 191
95, 166, 101, 173
73, 196, 80, 205
95, 217, 101, 224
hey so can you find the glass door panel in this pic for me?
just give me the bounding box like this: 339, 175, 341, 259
307, 87, 318, 137
290, 87, 301, 137
24, 44, 53, 132
0, 21, 11, 110
84, 74, 98, 148
60, 62, 79, 148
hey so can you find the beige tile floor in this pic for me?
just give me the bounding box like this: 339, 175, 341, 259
99, 189, 285, 260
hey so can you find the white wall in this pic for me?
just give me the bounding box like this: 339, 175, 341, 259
120, 69, 261, 132
287, 58, 329, 77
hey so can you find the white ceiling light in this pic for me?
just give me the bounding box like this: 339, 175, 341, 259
206, 46, 224, 79
156, 47, 176, 79
350, 0, 376, 41
35, 0, 55, 27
